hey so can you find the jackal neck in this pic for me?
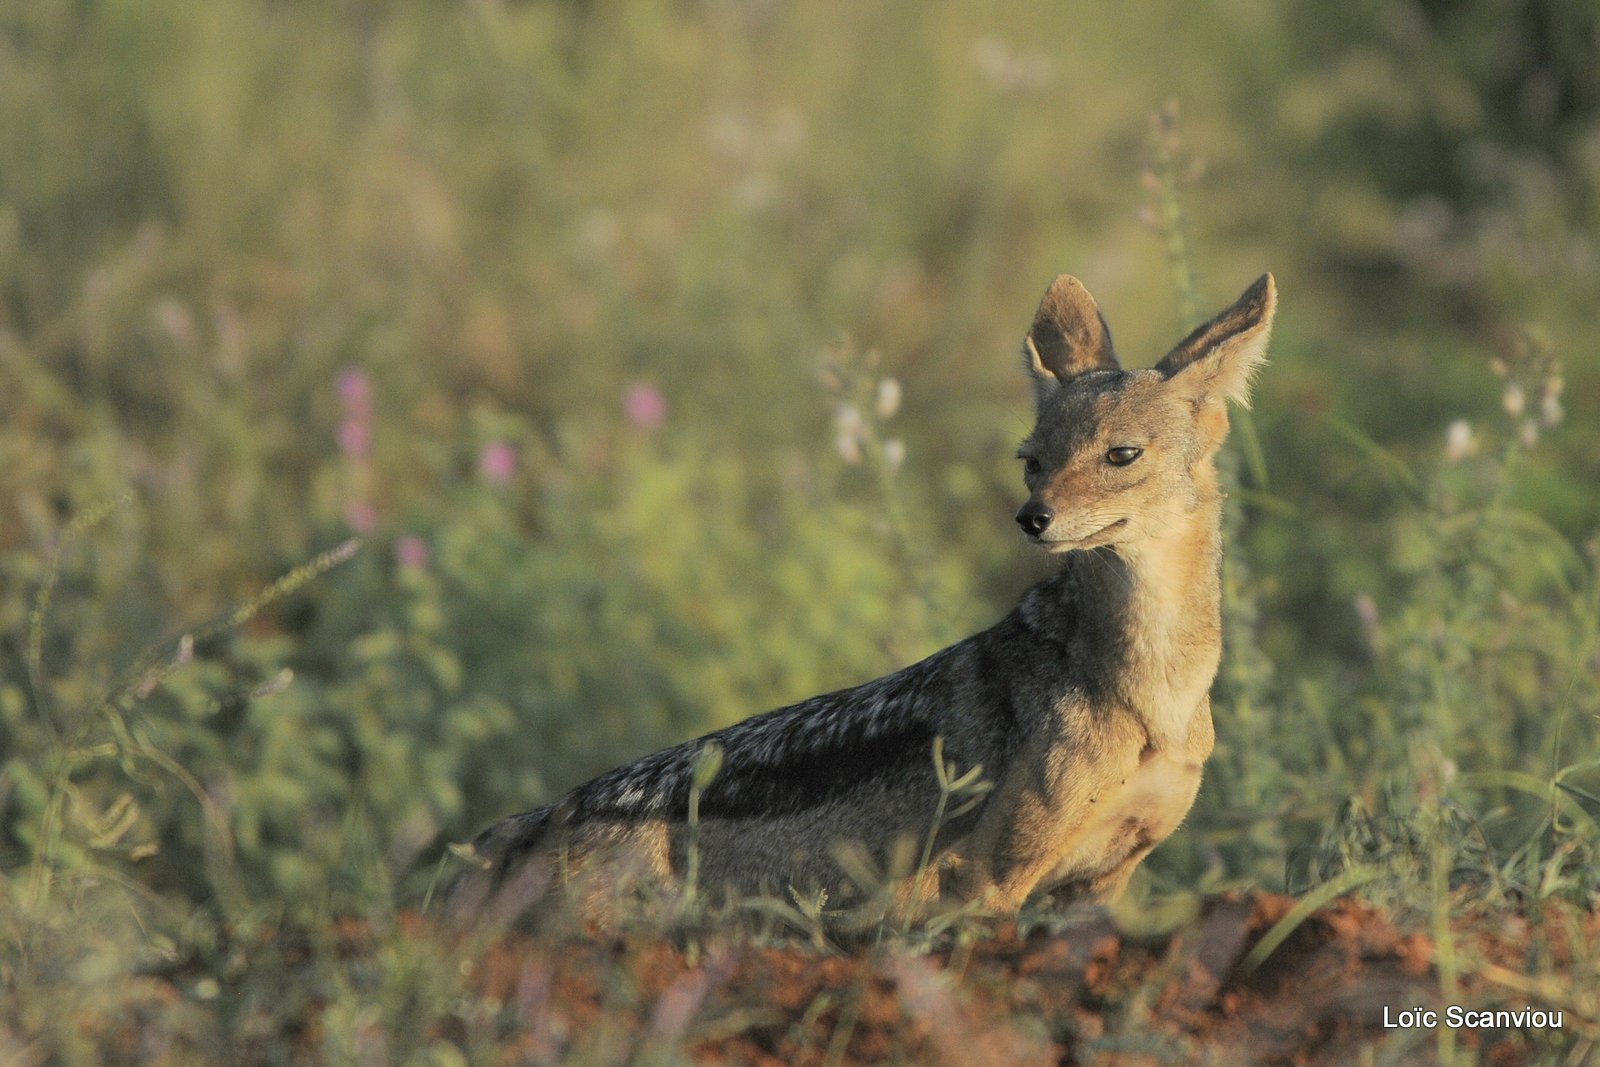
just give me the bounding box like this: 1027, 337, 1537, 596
1112, 470, 1225, 746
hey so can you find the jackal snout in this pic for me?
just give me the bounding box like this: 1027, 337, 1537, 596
1014, 499, 1054, 536
1014, 273, 1275, 551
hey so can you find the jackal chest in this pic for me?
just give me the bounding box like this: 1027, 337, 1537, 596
1131, 673, 1215, 751
1046, 706, 1214, 889
1120, 624, 1220, 748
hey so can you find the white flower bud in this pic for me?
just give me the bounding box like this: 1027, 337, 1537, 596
875, 378, 902, 420
1541, 393, 1563, 427
1353, 593, 1380, 647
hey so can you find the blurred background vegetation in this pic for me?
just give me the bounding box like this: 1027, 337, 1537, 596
1, 0, 1598, 1052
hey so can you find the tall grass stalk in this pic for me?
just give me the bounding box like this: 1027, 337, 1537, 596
824, 344, 958, 652
902, 736, 991, 930
1145, 101, 1268, 492
683, 741, 724, 913
24, 491, 135, 722
23, 491, 134, 907
22, 514, 361, 910
1142, 102, 1280, 844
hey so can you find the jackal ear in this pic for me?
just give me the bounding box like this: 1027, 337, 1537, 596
1023, 274, 1120, 410
1155, 273, 1276, 408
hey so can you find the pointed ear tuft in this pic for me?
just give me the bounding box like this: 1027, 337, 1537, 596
1155, 273, 1276, 408
1023, 274, 1120, 410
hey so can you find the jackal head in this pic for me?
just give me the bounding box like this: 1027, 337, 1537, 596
1014, 273, 1276, 551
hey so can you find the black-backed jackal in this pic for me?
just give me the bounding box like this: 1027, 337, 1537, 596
460, 272, 1276, 919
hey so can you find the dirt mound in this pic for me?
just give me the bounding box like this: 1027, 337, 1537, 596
418, 890, 1591, 1065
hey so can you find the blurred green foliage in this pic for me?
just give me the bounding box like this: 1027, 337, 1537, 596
1, 0, 1598, 1059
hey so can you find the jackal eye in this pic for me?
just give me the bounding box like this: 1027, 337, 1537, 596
1105, 446, 1143, 466
1020, 456, 1041, 476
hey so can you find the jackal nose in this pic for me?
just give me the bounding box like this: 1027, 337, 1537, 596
1015, 501, 1054, 537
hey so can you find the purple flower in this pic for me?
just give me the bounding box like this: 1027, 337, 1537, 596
623, 382, 667, 429
395, 534, 429, 570
336, 368, 374, 459
338, 419, 371, 460
479, 441, 517, 484
338, 368, 372, 413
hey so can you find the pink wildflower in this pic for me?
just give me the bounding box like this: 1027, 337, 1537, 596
336, 367, 374, 458
338, 419, 371, 460
338, 368, 372, 413
623, 382, 667, 429
479, 441, 517, 484
395, 535, 429, 570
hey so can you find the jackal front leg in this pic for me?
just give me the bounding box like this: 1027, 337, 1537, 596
964, 743, 1132, 911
